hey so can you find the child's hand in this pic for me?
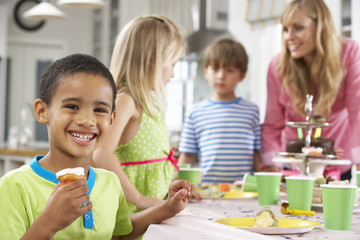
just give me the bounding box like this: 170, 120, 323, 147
165, 179, 192, 214
187, 184, 202, 202
42, 180, 92, 233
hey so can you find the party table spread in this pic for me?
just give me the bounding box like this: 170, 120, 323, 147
143, 194, 360, 240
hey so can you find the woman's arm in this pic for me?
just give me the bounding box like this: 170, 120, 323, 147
92, 93, 163, 209
343, 39, 360, 169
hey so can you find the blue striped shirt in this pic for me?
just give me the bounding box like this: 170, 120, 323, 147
179, 97, 261, 183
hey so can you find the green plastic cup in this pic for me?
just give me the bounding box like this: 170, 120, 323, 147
179, 164, 192, 169
285, 176, 315, 211
321, 184, 357, 230
356, 171, 360, 188
254, 172, 282, 205
178, 168, 201, 186
242, 173, 257, 192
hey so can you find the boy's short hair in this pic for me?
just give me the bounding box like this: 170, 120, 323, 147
203, 38, 248, 74
39, 53, 117, 112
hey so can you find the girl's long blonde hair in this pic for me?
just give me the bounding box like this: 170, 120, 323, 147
110, 15, 186, 119
279, 0, 344, 116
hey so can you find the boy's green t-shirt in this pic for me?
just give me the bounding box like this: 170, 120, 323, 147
0, 156, 133, 239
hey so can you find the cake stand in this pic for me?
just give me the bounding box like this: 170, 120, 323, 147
272, 122, 351, 177
272, 153, 351, 177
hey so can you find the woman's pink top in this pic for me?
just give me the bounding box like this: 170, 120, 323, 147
262, 38, 360, 174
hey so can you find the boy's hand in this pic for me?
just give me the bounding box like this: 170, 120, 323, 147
41, 180, 92, 233
165, 180, 192, 215
187, 184, 202, 202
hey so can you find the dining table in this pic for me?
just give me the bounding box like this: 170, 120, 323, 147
143, 191, 360, 240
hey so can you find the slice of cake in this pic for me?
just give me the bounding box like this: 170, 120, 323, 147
254, 209, 278, 227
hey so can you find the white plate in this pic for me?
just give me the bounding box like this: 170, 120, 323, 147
215, 217, 322, 235
272, 157, 351, 165
276, 152, 338, 159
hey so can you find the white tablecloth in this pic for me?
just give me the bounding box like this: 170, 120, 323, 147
143, 195, 360, 240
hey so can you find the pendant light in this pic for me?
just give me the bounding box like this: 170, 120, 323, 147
57, 0, 105, 8
23, 1, 66, 20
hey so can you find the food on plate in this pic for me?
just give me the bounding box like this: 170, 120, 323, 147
286, 137, 335, 155
328, 179, 350, 185
312, 179, 350, 204
56, 167, 86, 186
254, 209, 278, 227
200, 183, 210, 189
315, 177, 327, 185
218, 183, 231, 192
309, 115, 325, 123
234, 180, 243, 188
301, 146, 323, 155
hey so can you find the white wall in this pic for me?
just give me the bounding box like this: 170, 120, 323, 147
0, 4, 8, 147
7, 2, 93, 55
0, 0, 95, 147
228, 0, 282, 122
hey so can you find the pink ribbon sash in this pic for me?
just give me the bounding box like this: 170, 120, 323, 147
120, 147, 179, 171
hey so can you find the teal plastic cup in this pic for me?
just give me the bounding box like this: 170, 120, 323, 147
285, 176, 315, 211
356, 171, 360, 188
254, 172, 282, 205
321, 184, 357, 230
178, 168, 201, 186
242, 173, 257, 192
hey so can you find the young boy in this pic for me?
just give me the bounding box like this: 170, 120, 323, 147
178, 38, 262, 184
0, 54, 191, 239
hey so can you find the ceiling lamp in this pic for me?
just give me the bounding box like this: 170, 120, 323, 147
23, 1, 66, 20
57, 0, 105, 8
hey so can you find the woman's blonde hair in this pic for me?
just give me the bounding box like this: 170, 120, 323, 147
279, 0, 344, 116
110, 15, 186, 118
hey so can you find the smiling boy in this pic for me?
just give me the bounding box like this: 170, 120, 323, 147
0, 54, 191, 240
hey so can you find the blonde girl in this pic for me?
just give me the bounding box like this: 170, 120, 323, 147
261, 0, 360, 179
93, 15, 199, 214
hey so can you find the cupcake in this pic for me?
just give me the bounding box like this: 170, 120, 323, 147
56, 167, 86, 186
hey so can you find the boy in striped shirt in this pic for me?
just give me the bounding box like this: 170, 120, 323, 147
178, 38, 262, 184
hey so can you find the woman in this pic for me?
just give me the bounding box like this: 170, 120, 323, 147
261, 0, 360, 180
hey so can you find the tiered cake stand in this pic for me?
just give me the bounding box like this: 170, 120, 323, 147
272, 121, 351, 177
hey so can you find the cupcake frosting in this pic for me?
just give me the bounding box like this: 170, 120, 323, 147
56, 167, 85, 178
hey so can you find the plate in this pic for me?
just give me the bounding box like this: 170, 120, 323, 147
198, 186, 257, 199
215, 217, 322, 235
285, 122, 332, 128
276, 152, 338, 159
